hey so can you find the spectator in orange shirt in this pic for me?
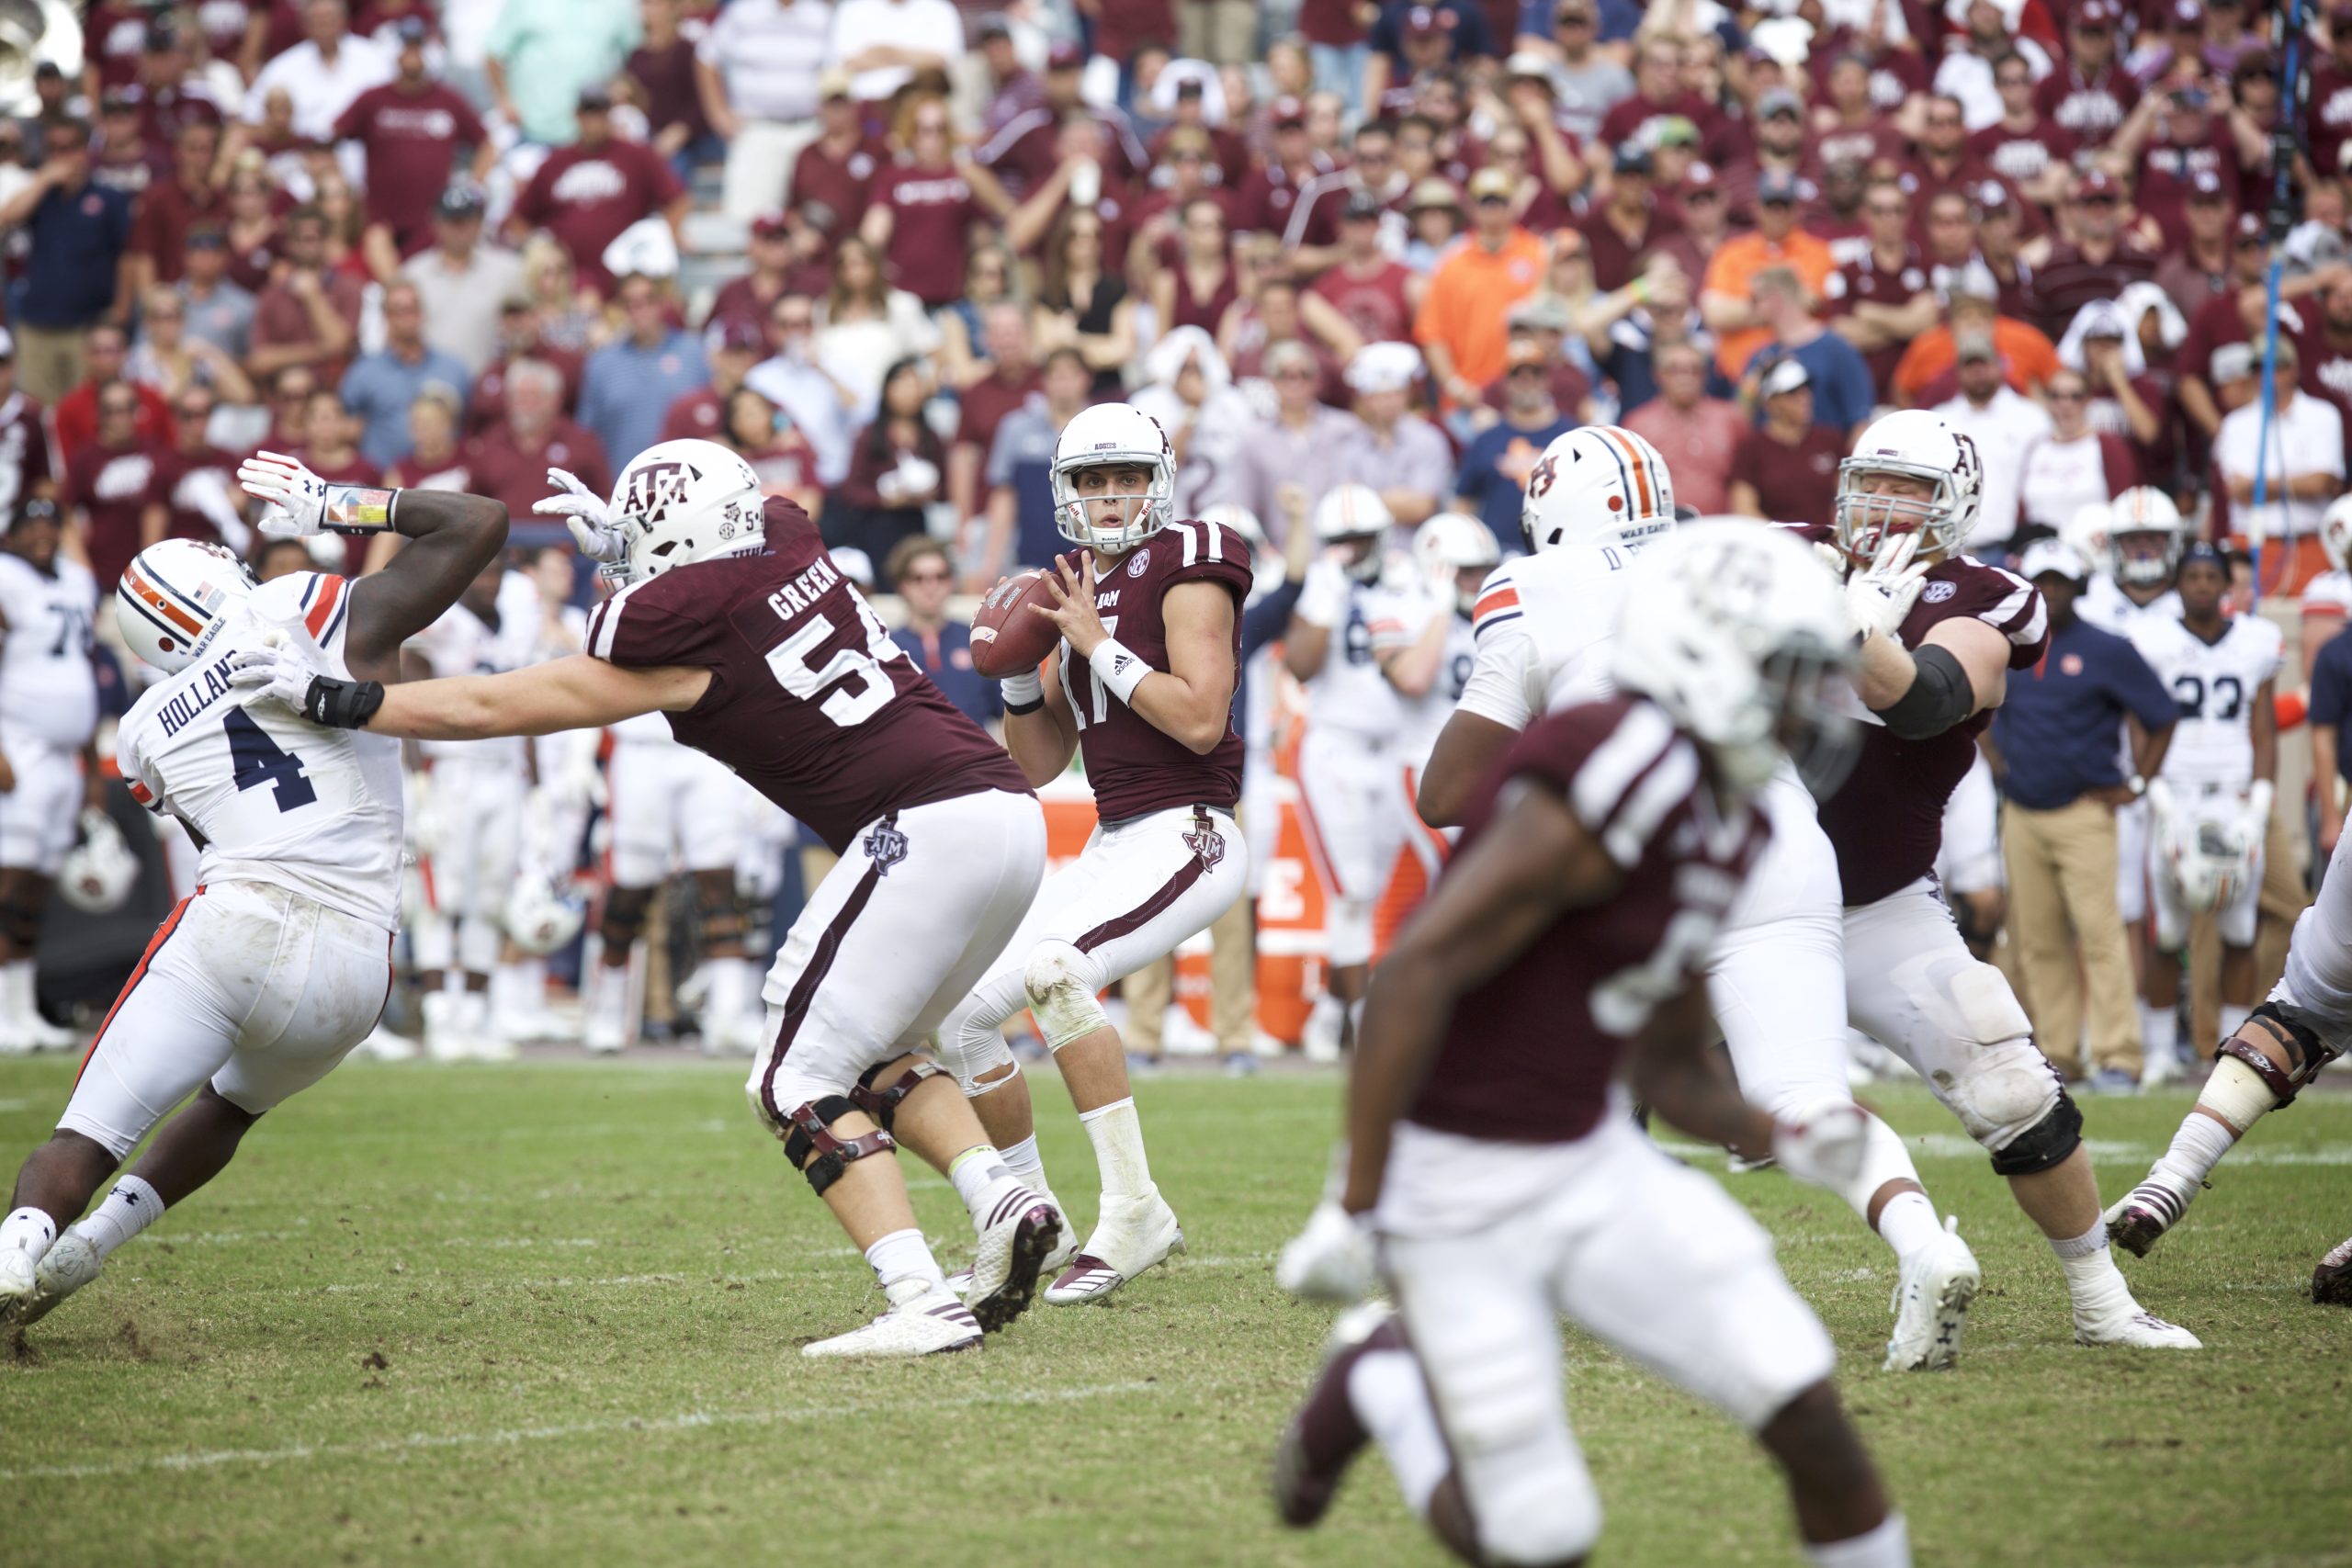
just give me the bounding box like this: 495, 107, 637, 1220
1413, 165, 1546, 408
1699, 168, 1836, 379
1891, 284, 2061, 407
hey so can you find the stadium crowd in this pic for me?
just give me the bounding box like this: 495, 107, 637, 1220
6, 0, 2352, 1083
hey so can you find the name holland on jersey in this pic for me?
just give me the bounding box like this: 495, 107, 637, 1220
153, 651, 238, 739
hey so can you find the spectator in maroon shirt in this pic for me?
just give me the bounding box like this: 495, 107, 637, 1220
470, 297, 585, 436
1902, 94, 2002, 207
976, 41, 1150, 198
946, 302, 1042, 524
125, 23, 223, 169
53, 325, 174, 466
626, 0, 719, 181
1809, 51, 1905, 173
863, 94, 1018, 310
507, 85, 687, 298
125, 118, 225, 300
1728, 355, 1844, 524
334, 17, 492, 271
220, 164, 284, 295
2037, 0, 2136, 147
707, 214, 803, 350
249, 203, 365, 384
1308, 192, 1420, 345
62, 384, 164, 592
91, 92, 164, 203
1598, 37, 1720, 159
466, 356, 611, 535
1585, 143, 1677, 293
790, 73, 886, 258
662, 318, 764, 444
146, 381, 246, 550
1828, 177, 1937, 395
1971, 51, 2075, 209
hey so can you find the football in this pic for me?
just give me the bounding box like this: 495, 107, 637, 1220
970, 568, 1063, 678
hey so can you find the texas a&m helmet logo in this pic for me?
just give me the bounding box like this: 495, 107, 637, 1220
619, 460, 691, 521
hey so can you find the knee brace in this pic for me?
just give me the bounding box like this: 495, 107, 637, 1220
944, 1007, 1020, 1096
852, 1059, 943, 1131
600, 884, 653, 950
1986, 1089, 2082, 1177
457, 911, 503, 975
782, 1097, 896, 1195
2217, 1001, 2343, 1109
1024, 940, 1109, 1051
693, 873, 746, 951
1938, 1043, 2074, 1173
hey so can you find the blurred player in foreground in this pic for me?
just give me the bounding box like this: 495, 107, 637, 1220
1273, 525, 1909, 1567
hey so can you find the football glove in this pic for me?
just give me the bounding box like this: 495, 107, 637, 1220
1842, 530, 1929, 644
239, 450, 397, 536
1275, 1199, 1377, 1303
534, 466, 629, 565
1770, 1101, 1872, 1190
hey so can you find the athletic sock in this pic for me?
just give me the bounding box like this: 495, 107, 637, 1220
864, 1226, 945, 1298
2140, 1002, 2179, 1067
1348, 1348, 1449, 1516
998, 1133, 1049, 1192
2052, 1221, 2130, 1314
2218, 1002, 2252, 1043
0, 1205, 55, 1261
946, 1144, 1014, 1224
0, 960, 30, 1023
1078, 1097, 1153, 1204
1805, 1514, 1911, 1568
1873, 1190, 1943, 1259
74, 1176, 162, 1263
2153, 1111, 2238, 1190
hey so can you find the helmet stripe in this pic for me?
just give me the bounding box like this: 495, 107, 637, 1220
122, 563, 205, 636
1597, 426, 1657, 516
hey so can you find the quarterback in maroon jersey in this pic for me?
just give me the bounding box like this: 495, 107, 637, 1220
232, 439, 1063, 1360
940, 402, 1253, 1306
1805, 410, 2198, 1351
1273, 526, 1912, 1568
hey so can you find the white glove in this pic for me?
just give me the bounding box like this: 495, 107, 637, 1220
1812, 540, 1852, 579
238, 450, 331, 537
1295, 556, 1350, 628
2144, 775, 2177, 835
1842, 531, 1929, 643
2245, 779, 2276, 839
1275, 1200, 1377, 1303
227, 628, 329, 714
533, 467, 628, 564
1770, 1101, 1872, 1190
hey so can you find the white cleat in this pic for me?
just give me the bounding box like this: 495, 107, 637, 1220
422, 993, 469, 1062
583, 1009, 627, 1055
2075, 1304, 2202, 1350
0, 1247, 37, 1327
19, 1234, 101, 1327
801, 1285, 983, 1359
1299, 998, 1345, 1064
0, 1025, 35, 1058
21, 1014, 79, 1054
1043, 1191, 1184, 1305
352, 1023, 418, 1062
2103, 1171, 2199, 1258
1883, 1216, 1981, 1371
963, 1184, 1063, 1333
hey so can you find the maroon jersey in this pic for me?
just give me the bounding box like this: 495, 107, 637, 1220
1407, 697, 1769, 1145
790, 134, 886, 240
1057, 517, 1252, 823
2312, 62, 2352, 179
586, 496, 1029, 851
1308, 258, 1416, 345
0, 390, 52, 521
2035, 61, 2138, 146
1969, 119, 2075, 191
1792, 524, 2048, 906
63, 440, 158, 595
1829, 245, 1930, 393
867, 160, 986, 309
333, 83, 488, 243
2033, 237, 2161, 339
1731, 426, 1842, 525
953, 367, 1042, 457
510, 139, 684, 295
145, 444, 242, 545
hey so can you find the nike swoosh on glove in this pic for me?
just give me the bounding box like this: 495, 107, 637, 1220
1275, 1199, 1377, 1303
533, 466, 628, 564
1771, 1101, 1872, 1190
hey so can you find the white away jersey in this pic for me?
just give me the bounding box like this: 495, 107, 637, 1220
405, 570, 540, 766
0, 552, 98, 750
116, 571, 405, 930
2077, 575, 2181, 636
2129, 613, 2284, 788
1306, 554, 1440, 740
1403, 608, 1480, 766
1453, 543, 1641, 732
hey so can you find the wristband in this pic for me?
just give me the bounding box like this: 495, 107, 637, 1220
300, 675, 387, 729
324, 485, 401, 535
1001, 667, 1043, 713
1090, 637, 1149, 706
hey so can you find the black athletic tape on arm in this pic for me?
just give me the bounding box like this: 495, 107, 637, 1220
300, 675, 387, 729
1874, 642, 1975, 739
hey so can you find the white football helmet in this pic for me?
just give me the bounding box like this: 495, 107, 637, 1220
116, 537, 256, 673
58, 810, 138, 914
2108, 485, 2184, 587
1521, 424, 1676, 555
607, 438, 765, 585
1195, 502, 1265, 553
2323, 493, 2352, 576
2063, 502, 2115, 579
1835, 410, 1983, 570
1414, 511, 1502, 615
2167, 807, 2256, 916
503, 874, 585, 956
1051, 402, 1175, 555
1612, 521, 1859, 795
1312, 483, 1395, 582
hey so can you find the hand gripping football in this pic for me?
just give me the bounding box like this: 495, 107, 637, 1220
970, 569, 1062, 678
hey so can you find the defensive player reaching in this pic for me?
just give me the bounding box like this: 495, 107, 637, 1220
1274, 525, 1910, 1568
2126, 542, 2280, 1086
1417, 424, 1983, 1372
1801, 412, 2194, 1348
0, 456, 505, 1329
939, 405, 1252, 1303
234, 440, 1062, 1358
0, 496, 102, 1053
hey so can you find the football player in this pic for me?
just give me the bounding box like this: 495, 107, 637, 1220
1417, 423, 1984, 1373
233, 441, 1063, 1359
0, 457, 505, 1329
1805, 412, 2195, 1348
1273, 525, 1911, 1568
936, 404, 1253, 1304
2125, 543, 2280, 1086
0, 497, 101, 1053
1283, 483, 1442, 1059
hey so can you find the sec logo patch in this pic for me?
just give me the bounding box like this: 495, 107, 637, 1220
1922, 581, 1958, 604
1127, 549, 1151, 578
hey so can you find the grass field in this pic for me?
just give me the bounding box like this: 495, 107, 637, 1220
2, 1053, 2349, 1567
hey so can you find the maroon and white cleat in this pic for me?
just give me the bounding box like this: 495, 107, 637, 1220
2314, 1235, 2352, 1305
1272, 1302, 1403, 1529
802, 1283, 983, 1359
1043, 1192, 1183, 1305
965, 1184, 1063, 1333
2103, 1174, 2198, 1258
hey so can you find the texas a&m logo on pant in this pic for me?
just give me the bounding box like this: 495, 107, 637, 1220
864, 818, 910, 875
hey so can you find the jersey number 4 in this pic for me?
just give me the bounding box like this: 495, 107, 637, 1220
225, 708, 317, 812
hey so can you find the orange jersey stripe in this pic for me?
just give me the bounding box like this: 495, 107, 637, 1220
304, 574, 346, 638
1474, 585, 1521, 620
74, 888, 201, 1090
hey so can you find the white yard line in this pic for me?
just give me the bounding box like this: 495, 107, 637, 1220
0, 1380, 1168, 1482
